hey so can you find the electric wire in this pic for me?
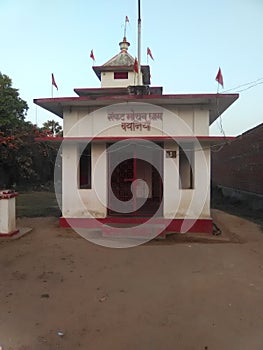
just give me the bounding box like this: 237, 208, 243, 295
223, 77, 263, 93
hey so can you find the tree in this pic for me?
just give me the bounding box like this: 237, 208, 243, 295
42, 120, 62, 137
0, 72, 28, 133
0, 73, 61, 188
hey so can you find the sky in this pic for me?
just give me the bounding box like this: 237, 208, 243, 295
1, 0, 262, 136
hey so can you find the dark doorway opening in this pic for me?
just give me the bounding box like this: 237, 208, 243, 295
107, 141, 163, 217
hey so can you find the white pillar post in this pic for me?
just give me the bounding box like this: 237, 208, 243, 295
0, 191, 19, 236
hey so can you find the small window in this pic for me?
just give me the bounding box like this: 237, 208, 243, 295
114, 72, 128, 79
79, 144, 91, 189
179, 145, 194, 189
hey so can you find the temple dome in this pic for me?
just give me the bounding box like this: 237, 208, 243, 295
102, 37, 134, 67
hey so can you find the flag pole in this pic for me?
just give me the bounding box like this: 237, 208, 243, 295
215, 67, 223, 93
137, 0, 142, 85
124, 18, 127, 38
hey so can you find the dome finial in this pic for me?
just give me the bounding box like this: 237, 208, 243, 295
119, 36, 130, 52
119, 16, 130, 52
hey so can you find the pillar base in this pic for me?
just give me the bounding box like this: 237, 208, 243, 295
0, 229, 20, 238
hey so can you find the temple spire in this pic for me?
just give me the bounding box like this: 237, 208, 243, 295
124, 16, 129, 38
119, 36, 130, 52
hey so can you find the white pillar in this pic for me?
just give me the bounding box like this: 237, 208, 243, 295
0, 191, 18, 235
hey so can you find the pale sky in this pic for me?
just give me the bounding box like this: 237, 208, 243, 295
1, 0, 262, 135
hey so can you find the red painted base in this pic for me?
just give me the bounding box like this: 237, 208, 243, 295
0, 229, 19, 238
101, 225, 167, 239
59, 217, 213, 235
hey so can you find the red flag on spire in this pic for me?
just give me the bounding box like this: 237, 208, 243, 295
51, 73, 58, 90
133, 58, 139, 73
147, 47, 154, 60
90, 49, 95, 62
125, 15, 129, 23
215, 67, 224, 88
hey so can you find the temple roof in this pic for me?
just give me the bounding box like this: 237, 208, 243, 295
102, 37, 134, 67
102, 39, 135, 67
102, 51, 135, 66
92, 36, 152, 84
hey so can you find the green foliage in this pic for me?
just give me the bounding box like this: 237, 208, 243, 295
0, 72, 28, 133
0, 73, 62, 189
0, 121, 61, 188
42, 119, 63, 137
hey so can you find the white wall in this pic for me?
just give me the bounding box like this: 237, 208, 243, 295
61, 102, 211, 220
62, 142, 107, 218
0, 197, 17, 233
62, 140, 210, 219
63, 102, 209, 139
194, 109, 209, 135
163, 141, 210, 219
163, 141, 180, 218
101, 71, 137, 88
164, 106, 209, 135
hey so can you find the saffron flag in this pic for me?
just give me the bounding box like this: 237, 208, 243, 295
125, 15, 129, 23
215, 67, 224, 87
134, 58, 139, 73
90, 49, 95, 62
51, 73, 58, 90
147, 47, 154, 60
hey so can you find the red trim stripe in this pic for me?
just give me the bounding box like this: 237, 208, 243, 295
0, 229, 19, 237
35, 136, 236, 142
59, 217, 213, 234
34, 93, 239, 105
0, 192, 19, 200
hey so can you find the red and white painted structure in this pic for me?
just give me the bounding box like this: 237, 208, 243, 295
0, 190, 19, 237
34, 36, 238, 235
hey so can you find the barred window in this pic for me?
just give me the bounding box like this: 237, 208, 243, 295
179, 145, 194, 189
79, 144, 91, 189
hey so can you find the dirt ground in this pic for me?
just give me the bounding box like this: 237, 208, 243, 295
0, 210, 263, 350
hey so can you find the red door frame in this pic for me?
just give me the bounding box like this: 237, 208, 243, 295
107, 142, 163, 217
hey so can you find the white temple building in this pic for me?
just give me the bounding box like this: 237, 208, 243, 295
34, 35, 238, 236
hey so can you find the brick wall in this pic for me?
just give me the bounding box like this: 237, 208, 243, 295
211, 123, 263, 195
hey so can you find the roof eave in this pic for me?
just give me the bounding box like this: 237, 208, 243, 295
209, 93, 239, 124
35, 135, 236, 146
33, 93, 239, 123
34, 98, 64, 118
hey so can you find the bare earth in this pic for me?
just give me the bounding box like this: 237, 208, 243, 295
0, 209, 263, 350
